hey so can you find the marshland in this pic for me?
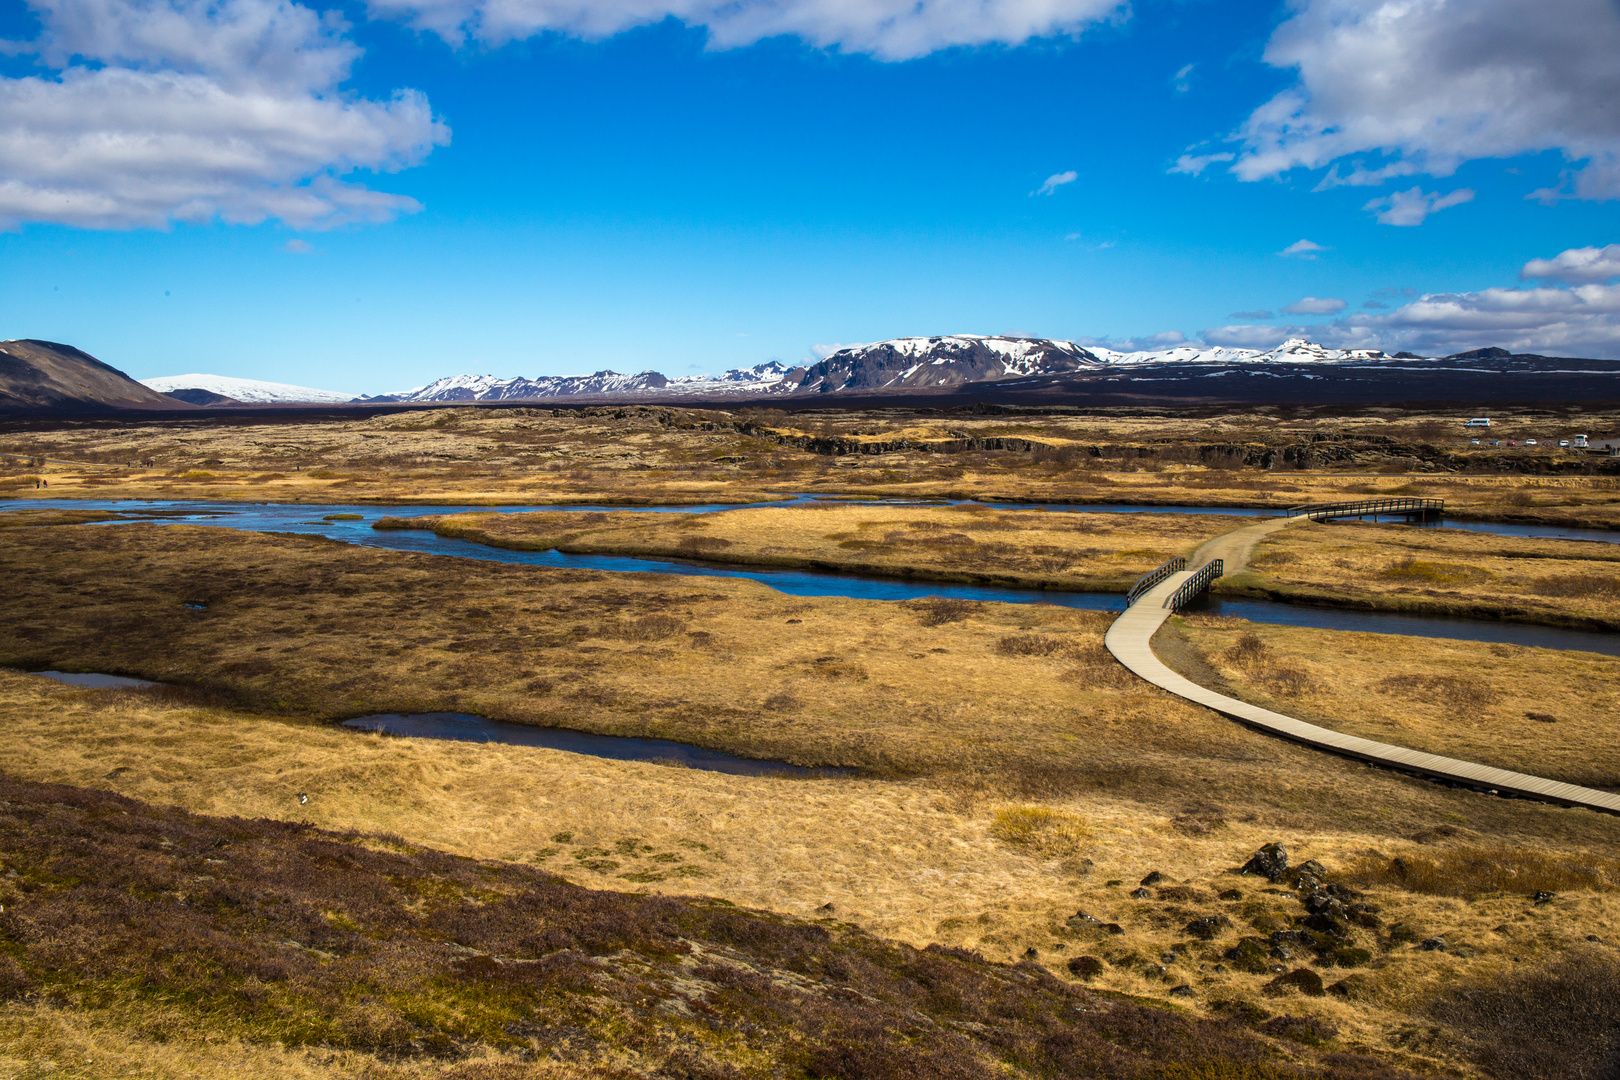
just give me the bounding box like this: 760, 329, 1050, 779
1, 402, 1619, 1080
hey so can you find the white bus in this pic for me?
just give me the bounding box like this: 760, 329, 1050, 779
1463, 417, 1491, 428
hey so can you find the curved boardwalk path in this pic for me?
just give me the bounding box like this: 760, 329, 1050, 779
1104, 518, 1620, 816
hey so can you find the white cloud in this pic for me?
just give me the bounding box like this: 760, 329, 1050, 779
1229, 308, 1275, 320
1199, 324, 1298, 349
1277, 238, 1325, 258
1281, 296, 1347, 315
0, 0, 447, 230
369, 0, 1128, 57
1229, 0, 1620, 199
1361, 186, 1474, 226
810, 342, 861, 359
1312, 162, 1420, 189
1172, 62, 1194, 92
1078, 330, 1187, 352
1521, 242, 1620, 283
1169, 151, 1233, 176
1035, 170, 1078, 195
1204, 243, 1620, 357
282, 238, 312, 253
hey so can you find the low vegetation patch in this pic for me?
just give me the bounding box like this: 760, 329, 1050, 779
0, 775, 1414, 1079
1432, 950, 1620, 1080
1378, 558, 1493, 586
1340, 846, 1620, 899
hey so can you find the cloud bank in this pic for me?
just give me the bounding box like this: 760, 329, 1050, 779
363, 0, 1128, 57
1202, 243, 1620, 357
1208, 0, 1620, 203
0, 0, 448, 230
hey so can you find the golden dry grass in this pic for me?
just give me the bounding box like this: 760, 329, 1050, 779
379, 503, 1243, 590
1166, 614, 1620, 788
1230, 519, 1620, 628
4, 514, 1620, 1076
2, 404, 1618, 529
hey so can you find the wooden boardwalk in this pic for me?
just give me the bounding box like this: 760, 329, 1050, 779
1105, 519, 1620, 817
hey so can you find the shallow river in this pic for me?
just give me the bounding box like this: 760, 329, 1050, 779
11, 496, 1620, 656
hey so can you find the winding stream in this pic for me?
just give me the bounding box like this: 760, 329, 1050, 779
9, 496, 1619, 656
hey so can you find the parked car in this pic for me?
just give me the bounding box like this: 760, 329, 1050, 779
1525, 439, 1538, 445
1559, 439, 1571, 447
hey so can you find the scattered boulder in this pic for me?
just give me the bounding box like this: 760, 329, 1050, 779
1264, 968, 1326, 997
1534, 890, 1556, 904
1140, 870, 1166, 886
1104, 923, 1125, 936
1023, 947, 1039, 960
1296, 859, 1327, 878
1240, 843, 1289, 882
1218, 888, 1242, 901
1184, 915, 1234, 941
1065, 910, 1098, 928
1420, 937, 1447, 952
1169, 984, 1195, 998
1303, 912, 1348, 937
1130, 887, 1151, 900
1066, 955, 1106, 980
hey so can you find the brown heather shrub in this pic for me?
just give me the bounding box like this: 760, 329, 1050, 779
1341, 846, 1620, 900
1375, 674, 1498, 710
676, 535, 733, 552
995, 634, 1065, 657
907, 596, 979, 626
1258, 665, 1318, 695
1431, 950, 1620, 1080
616, 614, 686, 641
1223, 632, 1269, 665
1531, 573, 1620, 600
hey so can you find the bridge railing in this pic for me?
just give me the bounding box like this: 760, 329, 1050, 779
1165, 559, 1222, 611
1286, 497, 1444, 522
1126, 556, 1186, 606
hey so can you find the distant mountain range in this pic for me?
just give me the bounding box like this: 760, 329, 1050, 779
342, 335, 1620, 403
355, 362, 793, 403
8, 334, 1619, 415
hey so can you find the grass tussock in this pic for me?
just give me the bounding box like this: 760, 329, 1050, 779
989, 805, 1092, 856
1341, 845, 1620, 899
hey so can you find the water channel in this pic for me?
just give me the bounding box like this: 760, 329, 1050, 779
10, 496, 1619, 656
342, 713, 849, 777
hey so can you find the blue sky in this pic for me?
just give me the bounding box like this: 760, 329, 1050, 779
1, 0, 1618, 392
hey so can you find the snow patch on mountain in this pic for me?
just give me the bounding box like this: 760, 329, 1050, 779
141, 373, 355, 403
364, 362, 793, 403
1084, 338, 1410, 366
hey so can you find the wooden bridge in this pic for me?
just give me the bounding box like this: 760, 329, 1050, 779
1286, 497, 1444, 523
1104, 518, 1620, 817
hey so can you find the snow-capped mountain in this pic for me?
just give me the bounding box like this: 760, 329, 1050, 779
794, 336, 1099, 393
362, 362, 792, 403
1084, 338, 1402, 366
141, 373, 355, 404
